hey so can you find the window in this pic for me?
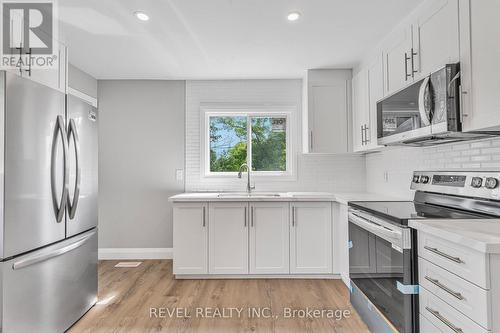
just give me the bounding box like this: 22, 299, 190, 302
206, 111, 290, 175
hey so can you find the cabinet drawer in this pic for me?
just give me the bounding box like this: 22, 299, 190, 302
420, 314, 443, 333
420, 287, 490, 333
418, 232, 489, 288
419, 258, 491, 329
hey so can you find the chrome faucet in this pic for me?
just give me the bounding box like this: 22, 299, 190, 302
238, 163, 255, 193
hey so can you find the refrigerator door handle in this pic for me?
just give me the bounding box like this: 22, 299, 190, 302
51, 115, 70, 222
12, 230, 96, 270
67, 118, 81, 219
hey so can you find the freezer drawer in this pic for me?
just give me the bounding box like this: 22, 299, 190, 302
1, 229, 97, 333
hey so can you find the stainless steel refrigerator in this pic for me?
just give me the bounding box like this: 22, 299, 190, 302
0, 71, 98, 332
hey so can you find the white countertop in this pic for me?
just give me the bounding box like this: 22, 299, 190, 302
409, 219, 500, 254
331, 192, 407, 205
169, 191, 406, 203
169, 192, 335, 202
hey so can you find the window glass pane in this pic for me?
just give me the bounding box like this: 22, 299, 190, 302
251, 117, 286, 171
209, 116, 247, 172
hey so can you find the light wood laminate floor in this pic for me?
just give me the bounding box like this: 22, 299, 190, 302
68, 260, 370, 333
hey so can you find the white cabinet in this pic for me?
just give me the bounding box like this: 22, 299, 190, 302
382, 0, 460, 95
305, 69, 351, 154
208, 202, 249, 274
173, 200, 336, 277
249, 202, 289, 274
383, 24, 414, 95
412, 0, 459, 80
366, 56, 384, 150
173, 203, 208, 275
8, 41, 67, 93
352, 56, 385, 152
352, 69, 369, 152
29, 43, 68, 93
459, 0, 500, 132
290, 202, 332, 274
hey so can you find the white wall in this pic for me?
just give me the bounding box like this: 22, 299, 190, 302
98, 80, 185, 249
185, 79, 366, 193
366, 138, 500, 199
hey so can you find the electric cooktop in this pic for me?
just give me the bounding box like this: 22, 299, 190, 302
349, 201, 487, 226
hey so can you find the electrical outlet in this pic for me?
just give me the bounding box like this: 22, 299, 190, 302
175, 169, 184, 181
383, 171, 389, 182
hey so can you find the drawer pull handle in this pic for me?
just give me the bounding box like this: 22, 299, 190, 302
424, 246, 464, 264
425, 306, 463, 333
424, 276, 465, 300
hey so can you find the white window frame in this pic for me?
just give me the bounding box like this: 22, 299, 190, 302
201, 105, 295, 178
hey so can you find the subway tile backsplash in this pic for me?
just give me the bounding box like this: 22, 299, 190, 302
366, 137, 500, 199
185, 79, 366, 193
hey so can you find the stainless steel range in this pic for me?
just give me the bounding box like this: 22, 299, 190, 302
348, 171, 500, 333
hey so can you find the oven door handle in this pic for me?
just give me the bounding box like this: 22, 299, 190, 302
348, 211, 403, 247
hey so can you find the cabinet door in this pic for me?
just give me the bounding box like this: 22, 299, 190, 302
349, 223, 377, 274
366, 56, 384, 150
352, 69, 369, 152
460, 0, 500, 132
209, 202, 248, 274
173, 203, 208, 275
384, 25, 413, 95
412, 0, 459, 80
310, 84, 349, 153
28, 43, 67, 93
249, 202, 289, 274
290, 202, 332, 274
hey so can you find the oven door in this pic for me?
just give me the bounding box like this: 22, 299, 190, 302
348, 209, 418, 333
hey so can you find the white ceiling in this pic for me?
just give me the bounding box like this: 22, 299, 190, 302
59, 0, 423, 79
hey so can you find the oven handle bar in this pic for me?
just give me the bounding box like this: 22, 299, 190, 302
348, 210, 404, 248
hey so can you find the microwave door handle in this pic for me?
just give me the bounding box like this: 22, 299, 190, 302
418, 76, 432, 126
447, 72, 461, 96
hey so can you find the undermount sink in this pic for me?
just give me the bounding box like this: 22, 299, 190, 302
217, 192, 283, 198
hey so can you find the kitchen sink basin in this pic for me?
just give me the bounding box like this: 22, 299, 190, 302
217, 192, 283, 198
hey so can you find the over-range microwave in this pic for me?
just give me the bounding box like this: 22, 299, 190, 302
377, 64, 495, 146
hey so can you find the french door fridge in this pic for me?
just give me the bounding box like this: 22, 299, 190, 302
0, 71, 98, 333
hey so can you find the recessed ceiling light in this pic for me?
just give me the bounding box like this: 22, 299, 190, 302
134, 11, 150, 21
287, 12, 301, 21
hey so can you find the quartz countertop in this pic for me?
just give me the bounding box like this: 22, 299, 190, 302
409, 219, 500, 254
169, 192, 335, 202
169, 191, 406, 204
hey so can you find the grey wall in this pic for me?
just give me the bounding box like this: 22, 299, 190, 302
68, 64, 98, 98
98, 80, 185, 248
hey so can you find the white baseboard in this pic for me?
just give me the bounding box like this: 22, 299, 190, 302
175, 274, 341, 280
98, 248, 173, 260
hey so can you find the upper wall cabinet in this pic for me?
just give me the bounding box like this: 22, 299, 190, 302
382, 0, 459, 96
352, 55, 384, 153
412, 0, 459, 80
352, 69, 368, 153
459, 0, 500, 132
305, 69, 352, 154
7, 40, 68, 94
383, 24, 414, 95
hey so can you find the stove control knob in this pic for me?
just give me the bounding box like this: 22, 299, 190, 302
413, 175, 420, 183
420, 176, 430, 184
485, 177, 499, 189
471, 177, 483, 188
